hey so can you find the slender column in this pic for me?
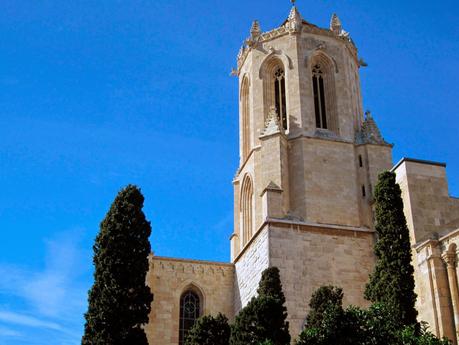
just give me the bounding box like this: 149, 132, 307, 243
443, 250, 459, 345
427, 248, 455, 342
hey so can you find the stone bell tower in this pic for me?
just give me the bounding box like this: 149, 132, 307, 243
230, 4, 394, 337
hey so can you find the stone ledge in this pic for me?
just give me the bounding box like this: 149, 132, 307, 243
151, 255, 234, 268
392, 157, 447, 172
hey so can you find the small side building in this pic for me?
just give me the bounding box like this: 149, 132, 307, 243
394, 158, 459, 343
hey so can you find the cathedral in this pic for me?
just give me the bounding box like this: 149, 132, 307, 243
144, 5, 459, 345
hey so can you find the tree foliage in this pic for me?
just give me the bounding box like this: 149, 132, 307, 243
185, 313, 231, 345
305, 286, 343, 329
296, 286, 449, 345
364, 171, 417, 327
82, 185, 153, 345
230, 267, 290, 345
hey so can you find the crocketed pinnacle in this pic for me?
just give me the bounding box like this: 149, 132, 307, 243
261, 106, 283, 136
250, 20, 261, 39
330, 13, 342, 34
355, 111, 388, 145
287, 4, 302, 33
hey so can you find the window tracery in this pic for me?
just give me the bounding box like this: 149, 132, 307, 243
273, 67, 287, 130
179, 290, 201, 345
310, 53, 338, 133
261, 58, 288, 131
312, 64, 328, 129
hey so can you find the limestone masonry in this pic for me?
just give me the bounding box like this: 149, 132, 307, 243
146, 6, 459, 345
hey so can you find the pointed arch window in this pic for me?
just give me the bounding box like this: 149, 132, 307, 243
312, 64, 328, 129
241, 175, 254, 246
179, 290, 201, 345
273, 67, 287, 130
241, 76, 250, 160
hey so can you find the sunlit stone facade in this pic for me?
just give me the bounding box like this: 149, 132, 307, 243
145, 6, 459, 345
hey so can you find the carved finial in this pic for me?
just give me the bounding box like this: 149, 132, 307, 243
250, 20, 261, 39
355, 110, 388, 145
261, 106, 283, 136
330, 13, 342, 34
287, 5, 302, 34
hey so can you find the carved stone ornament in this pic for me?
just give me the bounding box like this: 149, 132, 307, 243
287, 6, 302, 34
316, 42, 326, 51
329, 13, 353, 43
246, 20, 262, 48
236, 7, 358, 74
261, 106, 284, 136
355, 111, 388, 145
330, 13, 342, 35
250, 20, 261, 39
443, 251, 457, 267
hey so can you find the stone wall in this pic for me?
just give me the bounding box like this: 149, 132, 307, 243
289, 137, 362, 227
394, 159, 453, 243
145, 256, 234, 345
395, 158, 459, 343
267, 221, 375, 339
234, 227, 270, 313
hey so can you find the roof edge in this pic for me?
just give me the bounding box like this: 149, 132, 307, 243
392, 157, 447, 172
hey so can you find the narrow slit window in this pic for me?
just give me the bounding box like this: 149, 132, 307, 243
312, 64, 328, 129
274, 67, 287, 130
359, 155, 363, 167
241, 77, 250, 160
241, 176, 254, 245
362, 185, 366, 198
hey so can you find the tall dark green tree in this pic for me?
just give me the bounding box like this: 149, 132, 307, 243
185, 313, 231, 345
230, 267, 290, 345
364, 171, 417, 327
82, 185, 153, 345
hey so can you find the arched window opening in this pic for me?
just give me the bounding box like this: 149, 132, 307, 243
179, 290, 201, 345
310, 53, 338, 133
312, 64, 327, 129
241, 176, 254, 246
261, 58, 288, 131
241, 77, 250, 160
273, 67, 287, 130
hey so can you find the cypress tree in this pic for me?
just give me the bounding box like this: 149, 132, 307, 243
257, 267, 286, 303
364, 171, 417, 327
82, 185, 153, 345
185, 313, 231, 345
230, 267, 290, 345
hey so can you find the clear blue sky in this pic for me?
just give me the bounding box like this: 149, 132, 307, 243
0, 1, 458, 344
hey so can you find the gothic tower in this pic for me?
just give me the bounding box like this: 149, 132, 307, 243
231, 5, 393, 336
